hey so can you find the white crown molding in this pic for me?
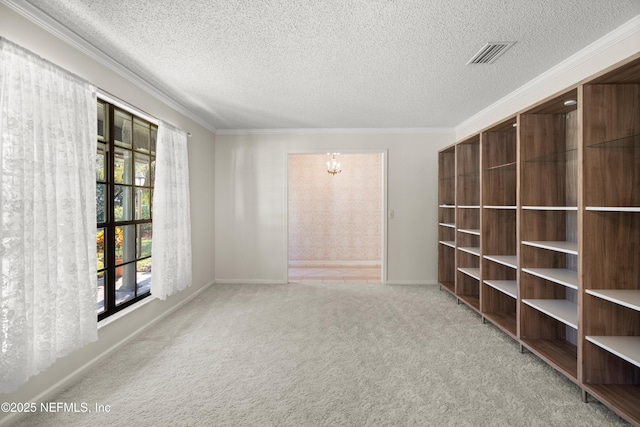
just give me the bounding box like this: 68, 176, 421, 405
216, 127, 455, 136
1, 0, 218, 134
455, 13, 640, 140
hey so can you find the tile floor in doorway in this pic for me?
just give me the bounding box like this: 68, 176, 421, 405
288, 266, 382, 283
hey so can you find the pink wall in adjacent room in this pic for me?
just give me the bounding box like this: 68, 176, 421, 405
288, 153, 382, 265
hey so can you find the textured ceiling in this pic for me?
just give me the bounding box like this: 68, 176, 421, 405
23, 0, 640, 130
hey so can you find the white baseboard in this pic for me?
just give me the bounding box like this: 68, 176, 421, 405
213, 279, 437, 285
288, 261, 382, 267
214, 279, 288, 285
0, 280, 214, 427
386, 280, 438, 285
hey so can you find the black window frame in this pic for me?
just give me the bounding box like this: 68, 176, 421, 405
97, 99, 156, 321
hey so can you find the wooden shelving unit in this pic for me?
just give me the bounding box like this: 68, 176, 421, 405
438, 145, 456, 295
455, 135, 481, 312
580, 58, 640, 426
519, 88, 580, 383
437, 55, 640, 426
481, 118, 518, 337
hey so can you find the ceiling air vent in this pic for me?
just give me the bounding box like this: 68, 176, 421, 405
467, 42, 515, 65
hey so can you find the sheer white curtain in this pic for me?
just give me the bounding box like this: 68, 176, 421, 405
0, 38, 98, 392
152, 122, 192, 300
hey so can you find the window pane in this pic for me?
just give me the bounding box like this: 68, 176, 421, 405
96, 142, 107, 182
116, 263, 136, 306
97, 100, 155, 320
150, 158, 156, 187
134, 153, 150, 186
137, 223, 152, 258
137, 258, 151, 296
134, 119, 150, 152
97, 228, 105, 270
114, 147, 132, 184
114, 110, 132, 148
97, 271, 105, 314
114, 185, 132, 221
136, 189, 151, 220
150, 127, 157, 155
97, 102, 106, 142
96, 183, 106, 223
115, 225, 136, 264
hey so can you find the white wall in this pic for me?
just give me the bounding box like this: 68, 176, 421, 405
214, 131, 455, 284
0, 4, 215, 425
213, 15, 640, 286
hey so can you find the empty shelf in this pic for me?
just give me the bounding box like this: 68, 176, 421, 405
458, 267, 481, 280
586, 289, 640, 312
522, 299, 578, 329
484, 255, 517, 269
485, 161, 517, 171
586, 206, 640, 212
522, 268, 578, 290
587, 133, 640, 148
458, 247, 480, 256
439, 204, 455, 208
483, 205, 517, 210
439, 241, 456, 248
524, 148, 577, 163
522, 241, 578, 255
458, 229, 480, 235
439, 222, 456, 228
586, 336, 640, 369
522, 206, 578, 211
484, 280, 517, 299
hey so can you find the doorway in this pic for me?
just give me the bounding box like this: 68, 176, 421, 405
287, 151, 386, 283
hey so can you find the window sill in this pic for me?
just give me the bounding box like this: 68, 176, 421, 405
98, 294, 157, 329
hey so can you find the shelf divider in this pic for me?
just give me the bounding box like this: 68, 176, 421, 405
587, 133, 640, 148
522, 268, 578, 289
521, 240, 578, 255
458, 247, 480, 256
484, 255, 517, 269
586, 206, 640, 212
522, 206, 578, 211
522, 299, 578, 329
586, 336, 640, 369
458, 228, 480, 235
485, 161, 517, 171
523, 148, 577, 163
484, 280, 517, 299
458, 267, 481, 280
586, 289, 640, 312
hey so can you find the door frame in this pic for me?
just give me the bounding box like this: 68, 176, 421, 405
285, 149, 388, 283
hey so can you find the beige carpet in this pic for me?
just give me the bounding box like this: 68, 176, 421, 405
14, 283, 629, 426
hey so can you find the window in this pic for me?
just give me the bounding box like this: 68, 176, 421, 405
97, 100, 156, 320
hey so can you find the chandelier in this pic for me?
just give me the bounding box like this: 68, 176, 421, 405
326, 152, 342, 175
